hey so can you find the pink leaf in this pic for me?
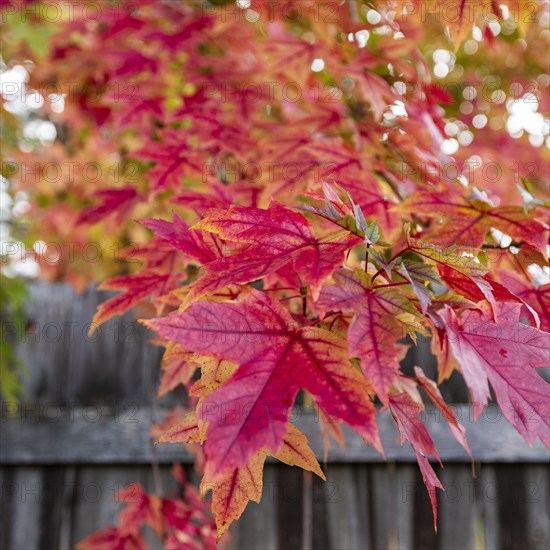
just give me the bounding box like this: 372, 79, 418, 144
146, 288, 381, 480
440, 302, 550, 448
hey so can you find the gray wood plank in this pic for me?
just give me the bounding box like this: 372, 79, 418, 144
59, 466, 77, 550
497, 465, 528, 550
393, 464, 415, 550
370, 463, 416, 550
229, 465, 278, 550
10, 467, 42, 550
478, 465, 500, 550
526, 465, 550, 550
476, 464, 500, 550
324, 464, 370, 550
37, 466, 71, 549
438, 466, 477, 550
0, 467, 13, 550
369, 464, 391, 550
2, 406, 548, 464
312, 470, 331, 550
276, 466, 303, 549
302, 470, 313, 550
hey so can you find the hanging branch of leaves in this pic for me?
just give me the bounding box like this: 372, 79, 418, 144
2, 0, 549, 545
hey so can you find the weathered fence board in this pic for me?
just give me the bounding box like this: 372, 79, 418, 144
1, 283, 548, 550
1, 405, 549, 464
2, 463, 544, 550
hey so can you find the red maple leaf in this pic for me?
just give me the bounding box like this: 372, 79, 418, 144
146, 287, 381, 480
389, 392, 443, 529
136, 130, 204, 192
187, 201, 361, 300
77, 187, 139, 225
318, 268, 418, 404
440, 301, 550, 448
413, 366, 472, 460
140, 212, 221, 264
397, 190, 548, 251
92, 271, 182, 327
498, 271, 550, 331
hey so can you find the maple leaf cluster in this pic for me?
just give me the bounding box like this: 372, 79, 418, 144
76, 466, 217, 550
2, 0, 549, 542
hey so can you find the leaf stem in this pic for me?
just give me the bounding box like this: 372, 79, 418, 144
310, 311, 342, 326
301, 289, 308, 316
371, 246, 410, 283
371, 281, 409, 290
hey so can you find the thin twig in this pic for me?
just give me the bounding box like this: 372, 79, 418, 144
347, 0, 359, 22
371, 247, 410, 283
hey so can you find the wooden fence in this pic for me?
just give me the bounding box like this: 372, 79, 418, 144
1, 283, 549, 549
